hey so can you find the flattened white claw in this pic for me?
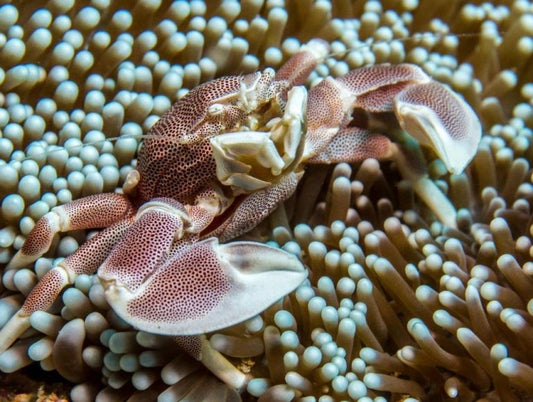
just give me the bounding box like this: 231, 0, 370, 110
394, 81, 482, 175
103, 238, 307, 336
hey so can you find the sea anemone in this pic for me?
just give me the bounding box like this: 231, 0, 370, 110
1, 0, 532, 400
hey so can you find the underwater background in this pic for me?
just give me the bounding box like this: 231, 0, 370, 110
1, 0, 533, 400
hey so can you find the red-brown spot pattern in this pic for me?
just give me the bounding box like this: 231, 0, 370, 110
100, 209, 184, 291
20, 216, 55, 256
136, 76, 246, 204
21, 269, 68, 314
395, 81, 470, 142
64, 193, 133, 229
127, 240, 230, 322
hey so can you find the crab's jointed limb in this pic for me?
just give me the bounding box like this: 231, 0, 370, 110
0, 194, 135, 351
6, 193, 134, 271
0, 216, 135, 353
0, 195, 308, 387
301, 63, 482, 227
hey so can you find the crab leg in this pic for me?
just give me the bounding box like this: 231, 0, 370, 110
7, 193, 133, 271
0, 219, 133, 353
274, 38, 329, 87
175, 335, 249, 391
204, 172, 301, 242
305, 127, 395, 164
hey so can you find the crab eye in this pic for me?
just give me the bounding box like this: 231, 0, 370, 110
208, 103, 225, 116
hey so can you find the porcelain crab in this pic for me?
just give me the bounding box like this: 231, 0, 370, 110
0, 39, 481, 388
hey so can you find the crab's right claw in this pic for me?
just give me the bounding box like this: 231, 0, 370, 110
101, 237, 307, 336
394, 81, 482, 175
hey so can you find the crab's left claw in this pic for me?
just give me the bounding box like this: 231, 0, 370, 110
394, 81, 482, 175
302, 64, 482, 228
101, 237, 307, 336
303, 64, 482, 175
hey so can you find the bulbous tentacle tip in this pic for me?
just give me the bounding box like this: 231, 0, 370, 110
301, 38, 330, 61
394, 81, 482, 175
0, 311, 31, 355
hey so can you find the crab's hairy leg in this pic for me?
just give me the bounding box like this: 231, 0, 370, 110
175, 335, 249, 391
7, 193, 134, 270
305, 127, 395, 165
204, 172, 301, 242
0, 219, 133, 353
274, 38, 329, 87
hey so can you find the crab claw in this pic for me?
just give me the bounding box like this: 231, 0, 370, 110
100, 238, 307, 336
394, 81, 482, 175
